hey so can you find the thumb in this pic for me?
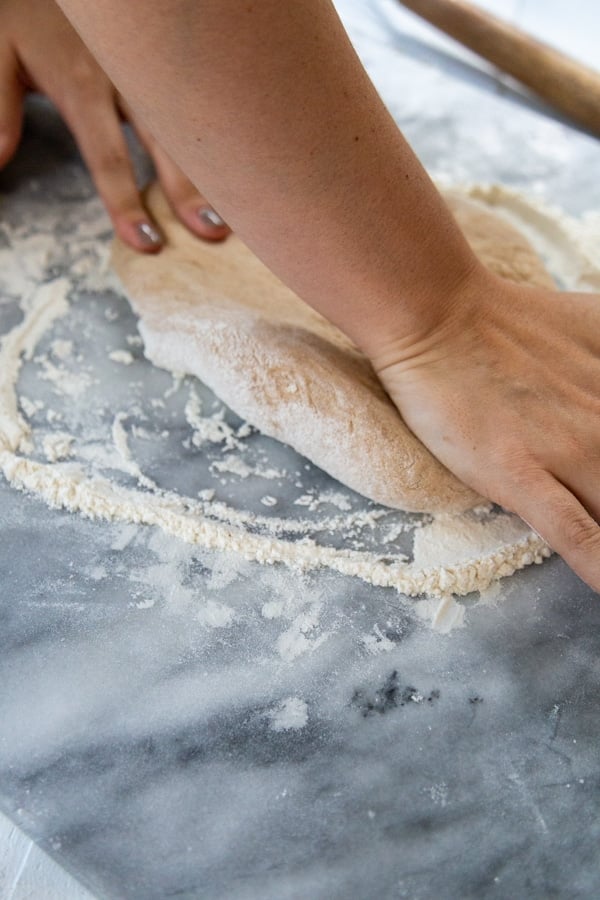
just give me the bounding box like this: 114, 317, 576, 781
0, 48, 24, 169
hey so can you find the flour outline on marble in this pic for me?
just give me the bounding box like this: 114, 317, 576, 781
2, 186, 596, 620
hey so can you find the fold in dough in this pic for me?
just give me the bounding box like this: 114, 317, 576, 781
111, 186, 554, 513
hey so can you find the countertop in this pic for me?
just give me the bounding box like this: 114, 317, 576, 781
1, 2, 600, 898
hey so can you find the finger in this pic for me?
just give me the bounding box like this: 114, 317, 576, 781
526, 427, 600, 525
509, 471, 600, 592
0, 49, 24, 168
57, 88, 164, 253
131, 115, 230, 242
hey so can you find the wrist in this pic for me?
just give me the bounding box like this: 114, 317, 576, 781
358, 253, 490, 369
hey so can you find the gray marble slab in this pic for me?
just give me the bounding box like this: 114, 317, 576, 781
2, 2, 600, 898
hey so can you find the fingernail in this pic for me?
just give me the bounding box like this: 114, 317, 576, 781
198, 207, 226, 229
136, 221, 162, 246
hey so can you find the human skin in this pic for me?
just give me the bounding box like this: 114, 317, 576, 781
41, 0, 600, 592
0, 0, 230, 252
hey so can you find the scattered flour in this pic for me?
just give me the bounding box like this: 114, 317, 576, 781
184, 387, 242, 451
111, 412, 156, 489
108, 349, 134, 366
276, 604, 330, 661
261, 599, 286, 620
196, 599, 235, 628
0, 278, 69, 452
268, 697, 309, 731
50, 338, 73, 360
42, 431, 74, 463
211, 454, 284, 481
362, 624, 398, 654
36, 355, 93, 398
415, 595, 467, 634
19, 395, 43, 418
295, 490, 353, 512
211, 454, 253, 478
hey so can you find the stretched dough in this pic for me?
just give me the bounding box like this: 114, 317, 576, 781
111, 186, 554, 513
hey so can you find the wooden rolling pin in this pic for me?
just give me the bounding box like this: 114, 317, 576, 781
397, 0, 600, 137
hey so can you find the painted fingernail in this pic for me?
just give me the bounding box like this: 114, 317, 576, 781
136, 221, 162, 246
198, 207, 227, 229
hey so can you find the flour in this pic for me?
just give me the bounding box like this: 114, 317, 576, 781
211, 454, 284, 481
112, 413, 137, 469
422, 595, 466, 634
0, 278, 69, 452
268, 697, 309, 731
108, 349, 134, 366
294, 490, 353, 512
111, 412, 156, 489
42, 431, 74, 463
184, 387, 242, 450
362, 625, 397, 654
465, 184, 600, 292
210, 455, 253, 478
276, 606, 329, 662
50, 338, 73, 360
36, 354, 93, 398
19, 396, 43, 418
196, 599, 235, 628
0, 187, 597, 627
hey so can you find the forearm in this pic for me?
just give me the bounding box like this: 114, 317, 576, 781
56, 0, 483, 355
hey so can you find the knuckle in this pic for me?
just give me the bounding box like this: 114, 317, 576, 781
550, 431, 589, 468
558, 506, 600, 553
499, 451, 541, 494
170, 184, 200, 208
492, 439, 534, 473
70, 58, 106, 97
95, 145, 130, 175
475, 457, 530, 510
106, 201, 143, 223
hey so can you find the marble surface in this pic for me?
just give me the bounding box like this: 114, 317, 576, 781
1, 2, 600, 898
0, 811, 92, 900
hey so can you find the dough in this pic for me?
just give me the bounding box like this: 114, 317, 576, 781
111, 186, 554, 513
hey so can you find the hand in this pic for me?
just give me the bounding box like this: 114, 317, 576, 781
0, 0, 229, 252
372, 269, 600, 592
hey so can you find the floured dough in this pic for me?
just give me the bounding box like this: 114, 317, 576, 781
111, 186, 554, 513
